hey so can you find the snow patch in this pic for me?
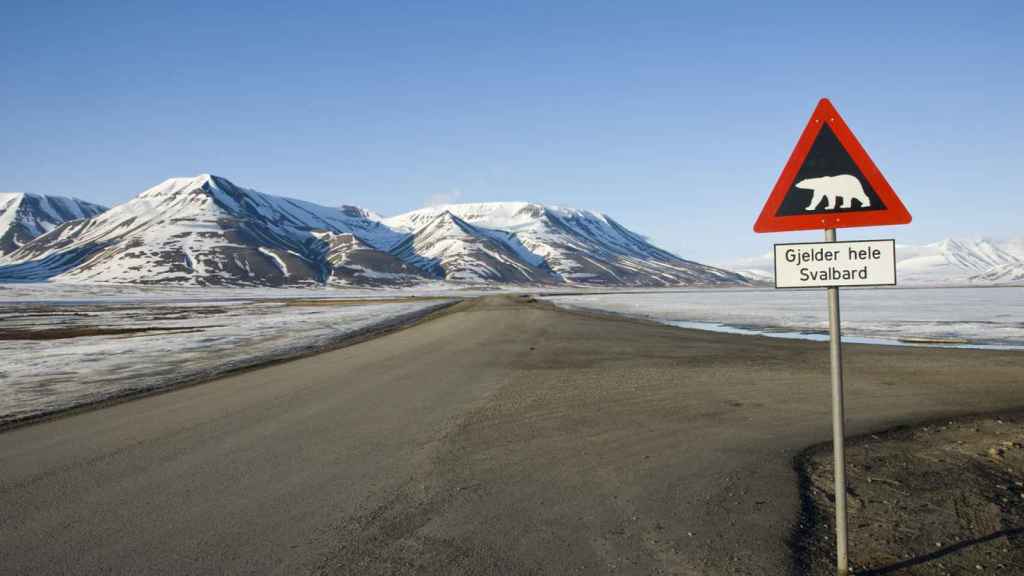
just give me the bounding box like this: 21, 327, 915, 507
259, 248, 290, 277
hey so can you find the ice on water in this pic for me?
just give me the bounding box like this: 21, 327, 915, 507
546, 287, 1024, 349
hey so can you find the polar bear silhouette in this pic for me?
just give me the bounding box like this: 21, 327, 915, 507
796, 174, 871, 211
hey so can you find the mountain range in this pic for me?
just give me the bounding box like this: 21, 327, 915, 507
0, 174, 747, 287
730, 237, 1024, 286
0, 193, 106, 256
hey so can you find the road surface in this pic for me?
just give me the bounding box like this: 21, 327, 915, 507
1, 295, 1021, 574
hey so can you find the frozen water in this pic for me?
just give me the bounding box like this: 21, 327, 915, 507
544, 286, 1024, 349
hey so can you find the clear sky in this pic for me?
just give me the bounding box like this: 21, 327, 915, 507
2, 1, 1021, 263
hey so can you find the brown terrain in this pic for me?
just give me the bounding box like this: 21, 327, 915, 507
796, 413, 1024, 575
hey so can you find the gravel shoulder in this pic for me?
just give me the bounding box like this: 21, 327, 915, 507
794, 412, 1024, 575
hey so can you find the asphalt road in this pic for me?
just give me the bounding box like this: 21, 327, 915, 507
1, 295, 1021, 575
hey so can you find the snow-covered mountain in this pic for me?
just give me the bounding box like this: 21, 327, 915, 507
0, 193, 106, 256
728, 237, 1024, 286
0, 175, 748, 287
971, 262, 1024, 283
389, 210, 554, 283
897, 238, 1022, 285
386, 202, 746, 286
307, 231, 428, 286
0, 175, 414, 286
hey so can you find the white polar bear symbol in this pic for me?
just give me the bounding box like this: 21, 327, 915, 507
796, 174, 871, 211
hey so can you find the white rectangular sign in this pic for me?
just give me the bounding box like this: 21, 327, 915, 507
774, 239, 896, 288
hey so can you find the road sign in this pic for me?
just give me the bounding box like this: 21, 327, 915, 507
774, 239, 896, 288
753, 98, 911, 233
753, 99, 912, 576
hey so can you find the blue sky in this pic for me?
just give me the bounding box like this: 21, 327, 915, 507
2, 1, 1021, 263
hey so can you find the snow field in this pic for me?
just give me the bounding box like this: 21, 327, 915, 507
0, 297, 454, 424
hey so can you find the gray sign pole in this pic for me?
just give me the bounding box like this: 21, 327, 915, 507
825, 227, 849, 575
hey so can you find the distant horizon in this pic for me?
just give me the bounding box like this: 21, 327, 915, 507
3, 2, 1022, 263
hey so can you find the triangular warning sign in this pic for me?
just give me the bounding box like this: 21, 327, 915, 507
753, 99, 911, 232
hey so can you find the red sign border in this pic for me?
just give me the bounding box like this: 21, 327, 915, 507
753, 99, 911, 233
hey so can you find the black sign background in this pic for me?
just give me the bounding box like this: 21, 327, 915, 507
775, 123, 887, 216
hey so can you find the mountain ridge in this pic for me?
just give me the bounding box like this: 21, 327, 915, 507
727, 237, 1024, 286
0, 175, 748, 288
0, 192, 107, 256
386, 202, 744, 286
389, 210, 555, 283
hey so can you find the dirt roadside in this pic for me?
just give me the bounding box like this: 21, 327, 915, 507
795, 413, 1024, 575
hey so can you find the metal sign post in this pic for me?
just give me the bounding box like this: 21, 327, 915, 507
825, 228, 848, 575
754, 98, 912, 576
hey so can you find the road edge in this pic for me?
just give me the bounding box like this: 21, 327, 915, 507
0, 298, 464, 433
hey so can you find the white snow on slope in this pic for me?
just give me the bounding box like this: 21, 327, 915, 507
389, 210, 552, 283
0, 195, 22, 242
386, 202, 746, 286
258, 247, 290, 277
1, 178, 744, 287
386, 202, 652, 263
0, 192, 106, 254
898, 238, 1021, 285
387, 202, 569, 233
0, 175, 405, 285
971, 262, 1024, 284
